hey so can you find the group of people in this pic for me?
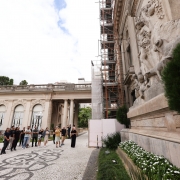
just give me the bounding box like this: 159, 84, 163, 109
52, 125, 77, 148
0, 124, 78, 155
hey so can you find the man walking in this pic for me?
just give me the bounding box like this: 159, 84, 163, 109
11, 127, 21, 151
67, 124, 71, 139
32, 126, 38, 147
1, 128, 10, 155
22, 126, 31, 149
19, 127, 25, 146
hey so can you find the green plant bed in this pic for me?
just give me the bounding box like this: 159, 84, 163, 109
117, 147, 147, 180
119, 141, 180, 180
97, 148, 130, 180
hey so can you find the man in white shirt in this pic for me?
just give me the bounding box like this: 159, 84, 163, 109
22, 126, 31, 149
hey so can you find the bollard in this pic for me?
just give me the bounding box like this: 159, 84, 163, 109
97, 135, 99, 149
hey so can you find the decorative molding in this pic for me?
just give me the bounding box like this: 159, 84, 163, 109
30, 100, 45, 111
0, 100, 8, 111
11, 99, 27, 112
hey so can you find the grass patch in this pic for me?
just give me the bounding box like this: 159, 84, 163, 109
97, 148, 130, 180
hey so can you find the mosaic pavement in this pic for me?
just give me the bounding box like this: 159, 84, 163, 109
0, 132, 95, 180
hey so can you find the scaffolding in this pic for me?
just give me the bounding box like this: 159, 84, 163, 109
99, 0, 123, 119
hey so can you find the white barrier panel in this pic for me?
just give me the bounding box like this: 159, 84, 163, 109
88, 119, 125, 147
88, 119, 102, 147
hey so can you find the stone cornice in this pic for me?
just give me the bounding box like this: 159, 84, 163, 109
113, 0, 123, 31
104, 0, 139, 41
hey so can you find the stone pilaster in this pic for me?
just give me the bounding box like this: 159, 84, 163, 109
74, 103, 79, 128
69, 99, 74, 126
62, 99, 68, 128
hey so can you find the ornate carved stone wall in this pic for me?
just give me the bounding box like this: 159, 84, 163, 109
116, 0, 180, 168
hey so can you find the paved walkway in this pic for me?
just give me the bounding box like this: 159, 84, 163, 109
0, 132, 99, 180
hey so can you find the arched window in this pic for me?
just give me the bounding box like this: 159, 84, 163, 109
0, 105, 6, 127
31, 104, 43, 130
12, 105, 24, 128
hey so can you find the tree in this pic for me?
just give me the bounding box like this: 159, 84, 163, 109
78, 107, 92, 127
162, 43, 180, 113
0, 76, 13, 85
116, 105, 130, 128
19, 80, 28, 85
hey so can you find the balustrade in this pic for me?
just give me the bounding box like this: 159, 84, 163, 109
0, 83, 91, 92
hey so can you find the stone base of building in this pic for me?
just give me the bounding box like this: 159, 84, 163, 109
121, 93, 180, 168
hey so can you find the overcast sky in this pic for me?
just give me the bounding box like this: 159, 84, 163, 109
0, 0, 100, 85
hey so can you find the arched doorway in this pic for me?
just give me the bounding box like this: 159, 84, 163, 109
12, 105, 24, 129
31, 104, 43, 130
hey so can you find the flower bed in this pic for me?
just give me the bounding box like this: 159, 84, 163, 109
119, 141, 180, 180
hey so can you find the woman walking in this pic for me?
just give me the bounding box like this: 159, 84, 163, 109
43, 127, 50, 146
55, 126, 61, 148
38, 129, 43, 147
71, 127, 77, 148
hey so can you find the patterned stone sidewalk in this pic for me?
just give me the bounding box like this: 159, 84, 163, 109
0, 132, 97, 180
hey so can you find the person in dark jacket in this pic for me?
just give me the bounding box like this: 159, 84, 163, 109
11, 127, 21, 151
1, 128, 10, 154
71, 127, 77, 148
32, 126, 38, 147
61, 127, 66, 146
53, 128, 55, 144
19, 127, 25, 146
67, 124, 71, 139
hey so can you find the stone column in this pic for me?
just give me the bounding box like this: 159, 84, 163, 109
47, 100, 52, 129
61, 104, 64, 127
74, 103, 79, 129
42, 100, 52, 129
69, 99, 74, 126
25, 100, 31, 127
62, 99, 68, 128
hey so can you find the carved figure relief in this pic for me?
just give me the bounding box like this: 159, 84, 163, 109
128, 0, 180, 105
131, 0, 166, 102
149, 36, 180, 80
131, 71, 150, 100
135, 0, 165, 75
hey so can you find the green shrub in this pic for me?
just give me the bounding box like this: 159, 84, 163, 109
97, 148, 130, 180
102, 132, 121, 150
116, 105, 130, 128
162, 43, 180, 113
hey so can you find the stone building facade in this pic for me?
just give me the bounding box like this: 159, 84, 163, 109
114, 0, 180, 168
0, 83, 91, 132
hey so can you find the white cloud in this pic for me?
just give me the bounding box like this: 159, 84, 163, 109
0, 0, 99, 84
